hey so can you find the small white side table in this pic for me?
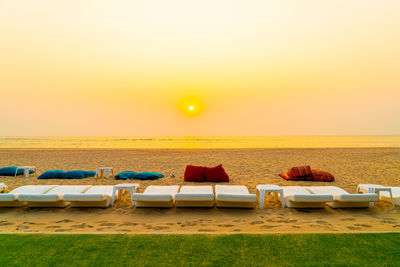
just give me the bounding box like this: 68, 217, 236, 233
111, 183, 139, 206
0, 183, 7, 193
15, 166, 37, 178
368, 187, 395, 207
95, 167, 114, 179
256, 184, 285, 208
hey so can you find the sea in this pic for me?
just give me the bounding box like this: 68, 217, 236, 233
0, 136, 399, 149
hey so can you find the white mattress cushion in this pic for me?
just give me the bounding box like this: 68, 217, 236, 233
333, 194, 378, 202
143, 185, 180, 194
215, 185, 256, 203
176, 186, 214, 201
10, 185, 57, 195
63, 186, 113, 201
357, 184, 384, 193
379, 187, 400, 198
283, 186, 332, 202
307, 186, 378, 202
132, 186, 179, 202
0, 194, 17, 201
19, 185, 91, 202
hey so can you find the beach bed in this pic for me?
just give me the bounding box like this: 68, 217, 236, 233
306, 186, 378, 208
19, 185, 92, 207
63, 185, 115, 208
282, 186, 332, 208
132, 185, 179, 208
215, 185, 257, 208
0, 185, 57, 207
175, 185, 215, 207
357, 184, 399, 206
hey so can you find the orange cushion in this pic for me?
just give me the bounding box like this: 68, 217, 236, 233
287, 166, 312, 178
205, 165, 229, 182
279, 173, 313, 181
312, 169, 334, 182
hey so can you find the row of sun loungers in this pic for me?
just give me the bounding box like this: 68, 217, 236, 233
0, 184, 397, 208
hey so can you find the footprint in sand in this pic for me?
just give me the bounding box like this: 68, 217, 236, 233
354, 224, 372, 228
23, 222, 41, 225
117, 229, 131, 232
393, 225, 400, 228
119, 222, 138, 227
56, 219, 72, 223
232, 219, 244, 223
347, 226, 362, 230
198, 229, 216, 232
45, 226, 62, 229
72, 223, 94, 229
250, 221, 264, 225
16, 225, 30, 230
218, 224, 234, 227
99, 223, 117, 227
0, 221, 15, 226
292, 225, 301, 228
232, 229, 241, 232
55, 229, 73, 232
261, 225, 279, 229
152, 226, 170, 230
340, 218, 356, 221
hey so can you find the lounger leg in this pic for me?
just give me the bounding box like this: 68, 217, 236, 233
15, 168, 18, 177
25, 169, 29, 178
369, 188, 375, 207
279, 191, 285, 208
389, 190, 395, 207
259, 190, 265, 208
130, 189, 135, 206
105, 169, 110, 179
111, 188, 117, 206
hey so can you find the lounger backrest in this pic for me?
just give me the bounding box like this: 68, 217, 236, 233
46, 185, 91, 194
282, 186, 311, 195
9, 185, 57, 194
143, 185, 180, 194
306, 186, 348, 195
179, 186, 213, 194
84, 186, 113, 196
215, 185, 250, 195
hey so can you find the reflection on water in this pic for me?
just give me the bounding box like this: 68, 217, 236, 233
0, 136, 399, 148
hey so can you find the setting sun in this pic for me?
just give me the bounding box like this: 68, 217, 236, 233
188, 106, 194, 111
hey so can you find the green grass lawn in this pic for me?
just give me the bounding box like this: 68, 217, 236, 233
0, 233, 399, 266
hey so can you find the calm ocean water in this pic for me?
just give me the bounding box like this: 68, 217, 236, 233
0, 136, 399, 149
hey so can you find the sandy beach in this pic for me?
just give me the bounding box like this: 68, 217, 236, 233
1, 148, 400, 234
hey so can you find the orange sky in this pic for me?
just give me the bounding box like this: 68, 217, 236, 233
1, 0, 399, 136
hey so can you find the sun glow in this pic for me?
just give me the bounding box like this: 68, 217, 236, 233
178, 96, 204, 117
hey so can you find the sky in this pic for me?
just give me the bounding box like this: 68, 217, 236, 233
1, 0, 399, 136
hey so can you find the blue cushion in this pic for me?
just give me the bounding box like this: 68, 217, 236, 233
115, 171, 137, 180
38, 170, 65, 179
84, 171, 96, 178
132, 172, 164, 180
60, 170, 86, 179
0, 167, 35, 176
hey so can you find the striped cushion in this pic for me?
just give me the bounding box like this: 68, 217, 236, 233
311, 169, 334, 182
287, 166, 312, 178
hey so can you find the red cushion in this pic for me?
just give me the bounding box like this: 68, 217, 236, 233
312, 169, 334, 182
279, 173, 313, 181
204, 165, 229, 182
184, 165, 205, 182
287, 166, 312, 178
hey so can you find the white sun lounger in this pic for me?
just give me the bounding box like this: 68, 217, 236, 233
0, 185, 57, 207
175, 186, 214, 207
132, 185, 180, 208
306, 186, 379, 208
282, 186, 333, 208
63, 186, 115, 208
18, 185, 92, 207
357, 184, 399, 206
215, 185, 257, 208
